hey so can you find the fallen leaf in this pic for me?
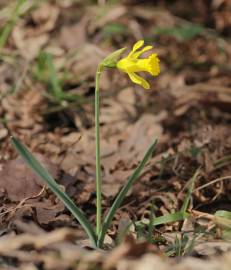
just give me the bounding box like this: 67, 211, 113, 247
59, 17, 88, 50
0, 154, 59, 201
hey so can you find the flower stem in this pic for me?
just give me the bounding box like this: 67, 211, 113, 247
95, 65, 102, 237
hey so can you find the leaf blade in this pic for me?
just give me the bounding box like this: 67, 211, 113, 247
11, 136, 97, 247
98, 139, 157, 247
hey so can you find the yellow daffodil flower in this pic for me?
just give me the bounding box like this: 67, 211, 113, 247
116, 40, 160, 89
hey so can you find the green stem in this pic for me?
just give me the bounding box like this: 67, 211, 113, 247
95, 65, 102, 237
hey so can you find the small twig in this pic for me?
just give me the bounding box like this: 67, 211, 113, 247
190, 209, 214, 220
195, 175, 231, 192
0, 186, 45, 217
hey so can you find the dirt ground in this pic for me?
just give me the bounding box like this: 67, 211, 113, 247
0, 0, 231, 269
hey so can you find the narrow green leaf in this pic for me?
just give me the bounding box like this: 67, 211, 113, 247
11, 136, 97, 247
153, 25, 204, 42
214, 211, 231, 240
98, 139, 157, 247
215, 210, 231, 220
181, 170, 200, 213
137, 211, 189, 226
0, 0, 26, 52
214, 210, 231, 231
46, 53, 64, 100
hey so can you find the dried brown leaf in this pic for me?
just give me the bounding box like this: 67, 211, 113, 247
0, 154, 58, 201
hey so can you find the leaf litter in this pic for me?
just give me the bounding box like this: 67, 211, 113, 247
0, 0, 231, 269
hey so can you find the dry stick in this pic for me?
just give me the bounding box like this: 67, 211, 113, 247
0, 186, 46, 217
191, 209, 215, 220
195, 175, 231, 192
191, 210, 231, 232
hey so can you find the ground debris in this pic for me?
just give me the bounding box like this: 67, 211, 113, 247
0, 229, 230, 270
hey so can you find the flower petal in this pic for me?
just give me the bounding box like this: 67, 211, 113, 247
127, 72, 150, 89
133, 45, 153, 58
128, 40, 144, 58
132, 40, 144, 52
